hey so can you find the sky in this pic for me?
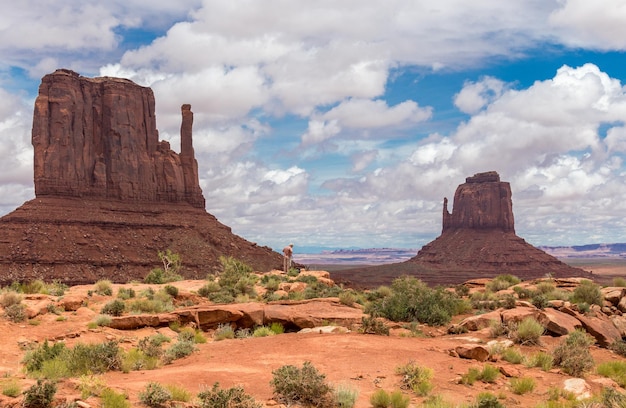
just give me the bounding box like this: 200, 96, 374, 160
1, 1, 626, 253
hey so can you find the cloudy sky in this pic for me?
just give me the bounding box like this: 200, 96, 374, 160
2, 1, 626, 252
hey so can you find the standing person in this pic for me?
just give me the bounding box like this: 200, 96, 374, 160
283, 243, 293, 272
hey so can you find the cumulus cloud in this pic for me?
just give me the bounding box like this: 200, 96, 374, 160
454, 77, 506, 114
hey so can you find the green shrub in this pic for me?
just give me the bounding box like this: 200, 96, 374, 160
0, 290, 22, 308
164, 285, 179, 298
94, 280, 113, 296
270, 361, 333, 407
270, 322, 285, 334
370, 389, 391, 408
471, 392, 504, 408
601, 387, 626, 408
165, 384, 191, 403
597, 361, 626, 387
198, 281, 221, 298
571, 280, 603, 306
461, 367, 481, 385
501, 347, 525, 364
479, 364, 500, 383
552, 329, 595, 377
512, 317, 544, 345
360, 316, 390, 335
213, 324, 235, 341
66, 341, 121, 375
420, 395, 455, 408
339, 290, 357, 306
4, 303, 26, 322
145, 250, 183, 284
101, 299, 126, 316
610, 340, 626, 357
531, 293, 549, 310
40, 357, 70, 379
486, 274, 520, 292
128, 298, 173, 314
253, 326, 275, 337
22, 379, 57, 408
526, 351, 553, 371
613, 277, 626, 287
101, 388, 131, 408
137, 335, 168, 358
335, 384, 359, 408
22, 340, 67, 373
78, 374, 107, 399
139, 382, 172, 408
197, 382, 262, 408
367, 276, 464, 326
116, 287, 136, 300
20, 280, 47, 294
396, 361, 433, 396
92, 314, 112, 327
120, 348, 160, 372
1, 378, 21, 397
163, 340, 195, 364
510, 377, 535, 395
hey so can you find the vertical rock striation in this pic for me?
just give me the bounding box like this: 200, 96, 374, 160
32, 69, 205, 208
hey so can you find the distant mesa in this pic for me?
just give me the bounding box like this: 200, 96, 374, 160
0, 69, 283, 284
331, 171, 592, 288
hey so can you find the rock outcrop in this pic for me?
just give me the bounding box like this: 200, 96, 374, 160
0, 69, 283, 284
332, 171, 591, 288
32, 69, 204, 208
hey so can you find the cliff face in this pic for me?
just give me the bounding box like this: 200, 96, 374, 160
0, 69, 283, 284
32, 69, 205, 208
442, 171, 514, 232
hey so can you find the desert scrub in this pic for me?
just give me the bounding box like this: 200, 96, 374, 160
165, 384, 191, 403
335, 384, 359, 408
396, 361, 434, 396
197, 382, 261, 408
93, 279, 113, 296
145, 250, 183, 284
486, 274, 520, 292
610, 340, 626, 357
510, 377, 535, 395
270, 361, 334, 407
570, 279, 603, 306
101, 299, 126, 316
359, 315, 390, 335
128, 297, 173, 314
116, 287, 135, 300
120, 348, 160, 372
525, 351, 553, 371
0, 290, 22, 308
213, 324, 235, 341
461, 365, 500, 385
4, 302, 26, 322
338, 289, 357, 306
269, 322, 285, 334
78, 374, 108, 399
366, 276, 465, 326
22, 379, 57, 408
470, 392, 504, 408
601, 387, 626, 407
1, 378, 21, 397
139, 382, 172, 408
369, 389, 409, 408
100, 388, 131, 408
90, 314, 112, 328
512, 317, 544, 345
552, 329, 595, 377
162, 338, 196, 364
597, 361, 626, 387
501, 347, 525, 364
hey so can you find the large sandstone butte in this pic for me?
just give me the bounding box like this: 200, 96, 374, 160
332, 171, 591, 288
0, 69, 283, 285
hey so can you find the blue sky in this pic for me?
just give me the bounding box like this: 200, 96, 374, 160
1, 1, 626, 253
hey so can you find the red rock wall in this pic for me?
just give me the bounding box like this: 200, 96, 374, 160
442, 171, 515, 232
31, 69, 205, 208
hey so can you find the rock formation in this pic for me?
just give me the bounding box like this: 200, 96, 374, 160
0, 69, 283, 284
332, 171, 591, 288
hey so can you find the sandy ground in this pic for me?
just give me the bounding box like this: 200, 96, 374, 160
0, 269, 625, 407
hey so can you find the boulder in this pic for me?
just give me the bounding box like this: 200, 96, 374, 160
561, 307, 621, 347
264, 299, 363, 329
601, 287, 625, 305
501, 307, 540, 325
108, 313, 179, 330
457, 310, 502, 331
57, 295, 87, 312
455, 344, 490, 362
537, 308, 582, 336
610, 315, 626, 338
563, 378, 592, 400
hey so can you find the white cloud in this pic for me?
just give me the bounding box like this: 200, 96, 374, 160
454, 77, 506, 114
550, 0, 626, 50
606, 127, 626, 153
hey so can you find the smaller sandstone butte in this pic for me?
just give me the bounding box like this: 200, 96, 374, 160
0, 69, 283, 285
332, 171, 591, 288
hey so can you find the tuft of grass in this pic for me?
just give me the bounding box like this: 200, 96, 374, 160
214, 324, 235, 341
510, 377, 535, 395
512, 317, 544, 345
78, 374, 107, 399
252, 326, 275, 337
270, 322, 285, 334
334, 384, 359, 408
370, 389, 391, 408
420, 395, 455, 408
526, 351, 553, 371
478, 364, 500, 383
120, 348, 160, 373
396, 361, 434, 396
501, 347, 525, 364
94, 280, 113, 296
100, 388, 131, 408
597, 361, 626, 387
1, 378, 21, 397
0, 290, 22, 308
165, 384, 191, 402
